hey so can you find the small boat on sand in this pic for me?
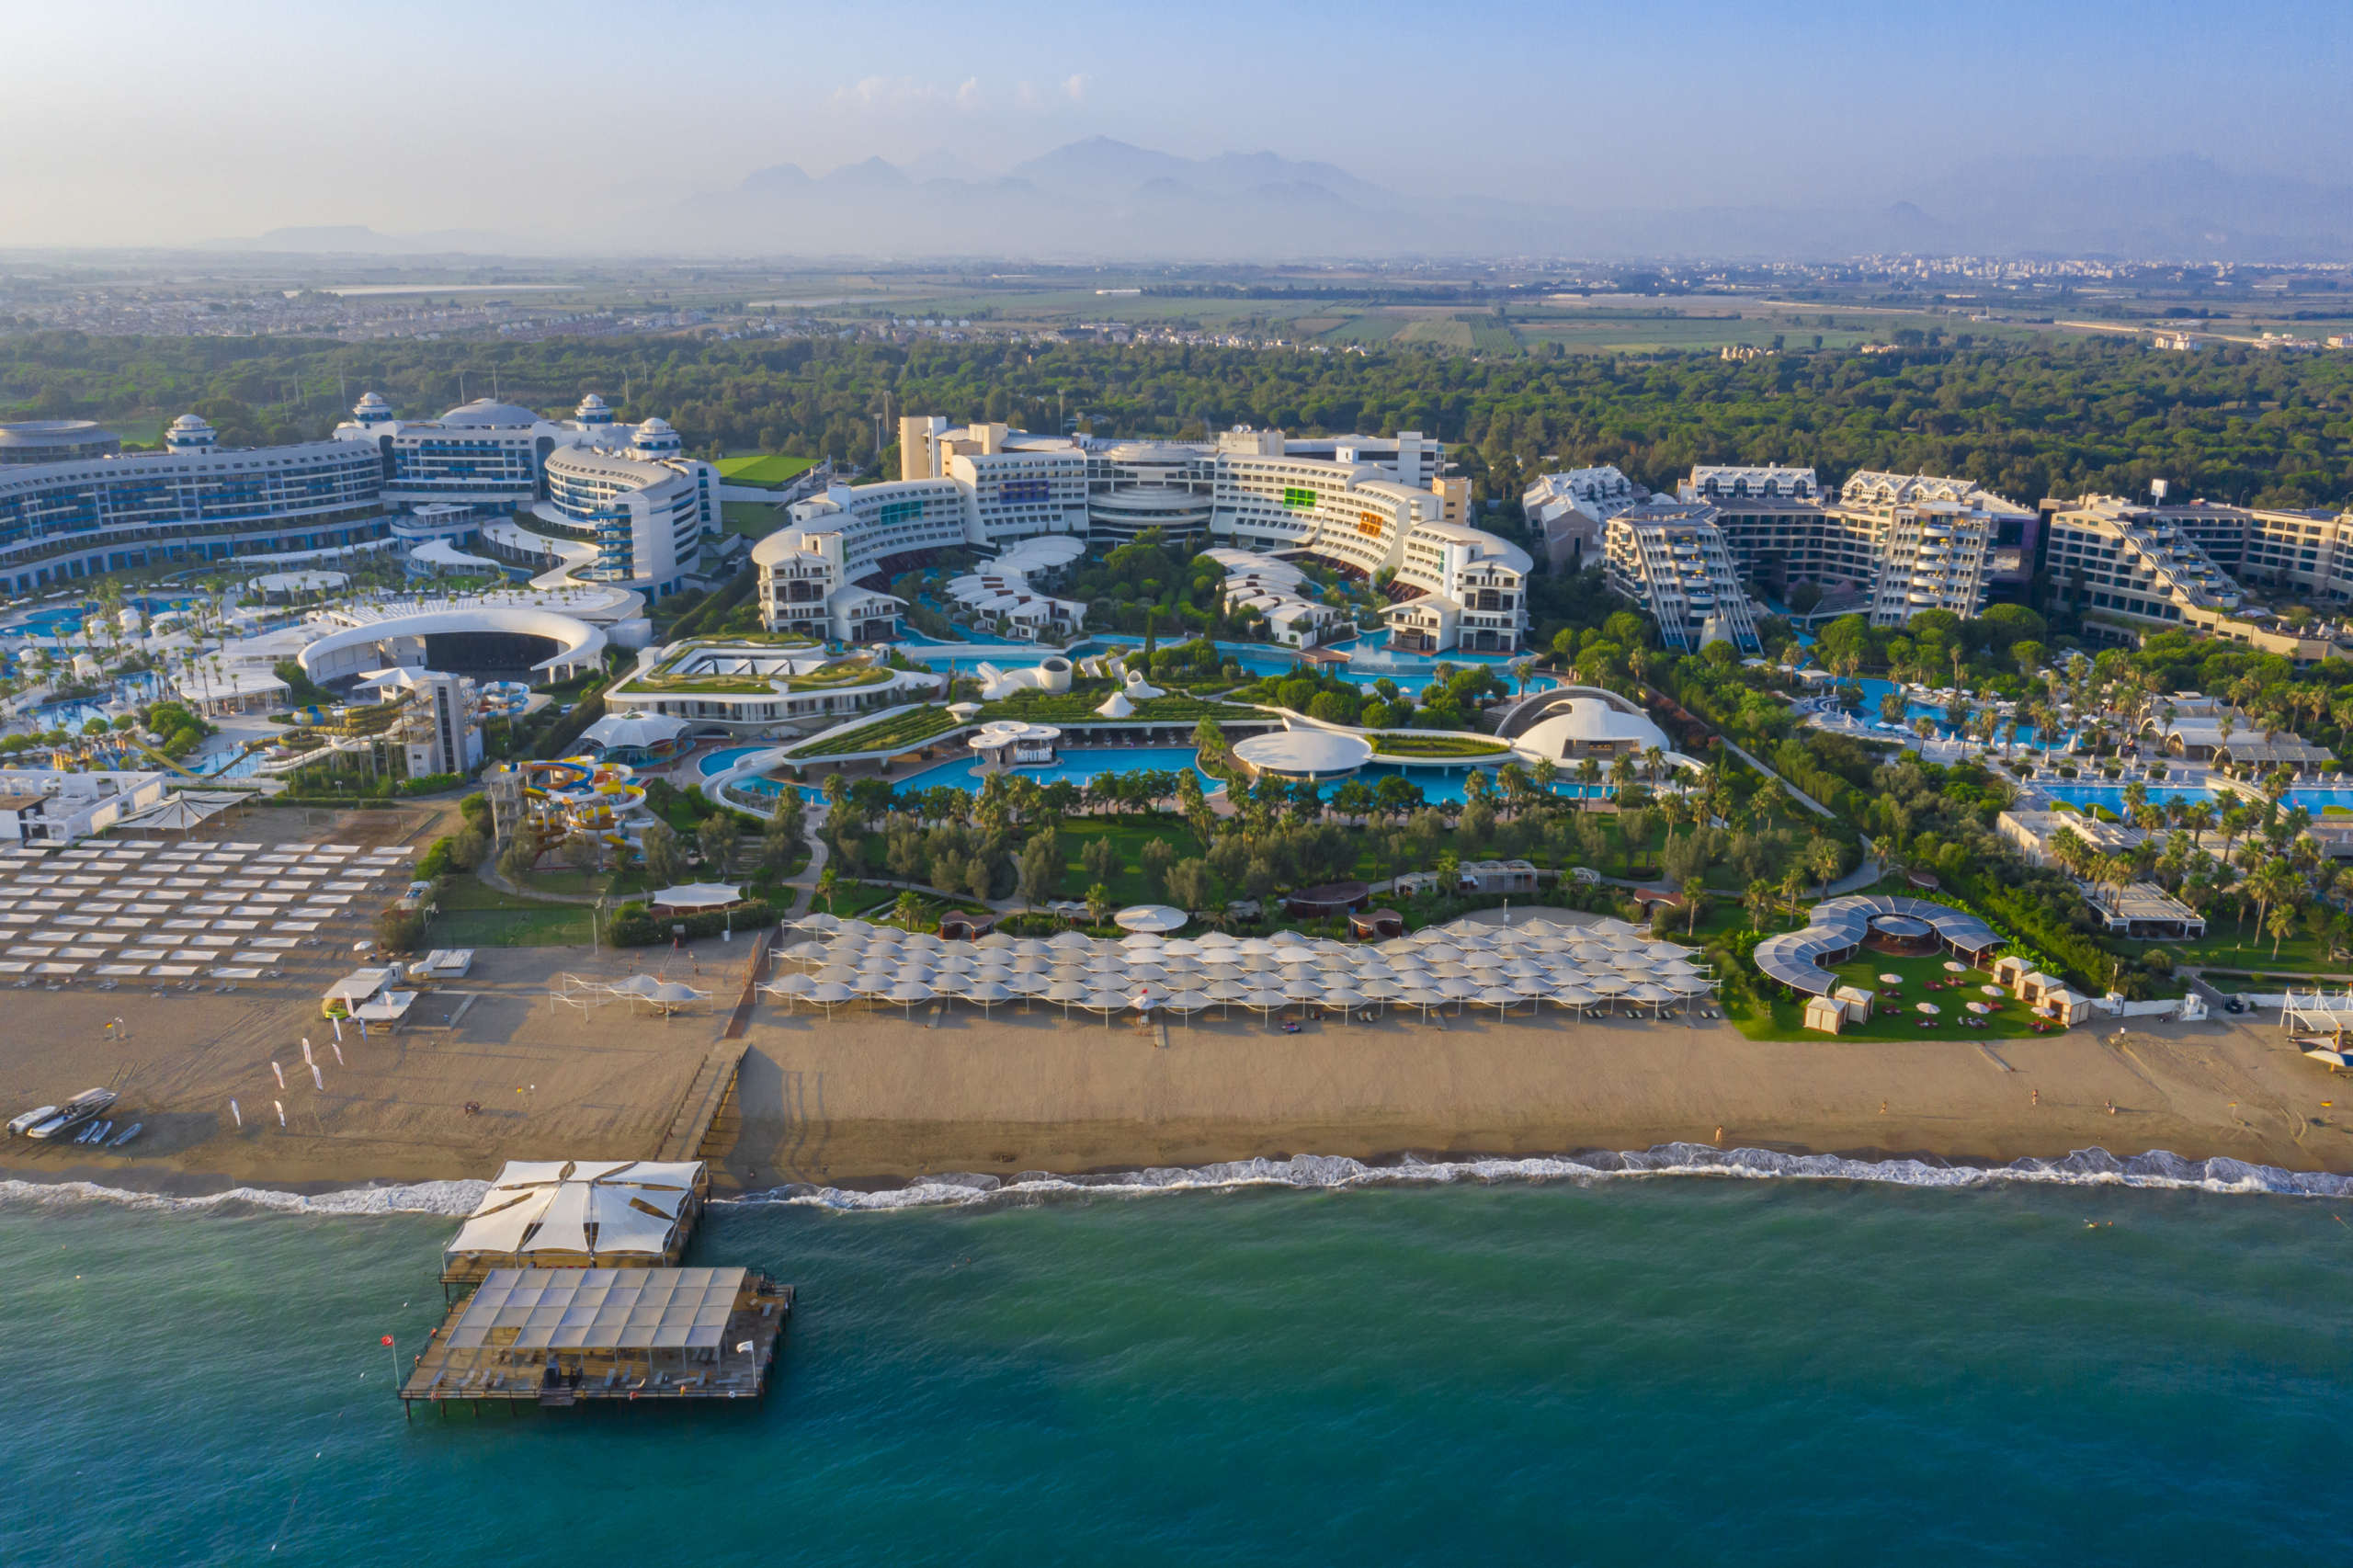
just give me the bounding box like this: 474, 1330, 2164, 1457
26, 1088, 117, 1141
8, 1105, 57, 1137
107, 1123, 142, 1149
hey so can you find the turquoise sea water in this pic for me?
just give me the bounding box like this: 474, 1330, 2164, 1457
4, 1170, 2349, 1566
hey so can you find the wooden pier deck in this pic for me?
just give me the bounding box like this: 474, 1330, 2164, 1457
659, 1041, 748, 1163
401, 1266, 792, 1410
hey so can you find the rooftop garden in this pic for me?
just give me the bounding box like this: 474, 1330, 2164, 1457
1366, 733, 1512, 757
789, 706, 962, 759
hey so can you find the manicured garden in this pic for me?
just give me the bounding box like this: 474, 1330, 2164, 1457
1366, 733, 1511, 757
791, 706, 963, 758
1733, 945, 2048, 1041
717, 454, 818, 487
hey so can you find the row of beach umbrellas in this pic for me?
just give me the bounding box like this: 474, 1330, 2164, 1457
761, 915, 1714, 1021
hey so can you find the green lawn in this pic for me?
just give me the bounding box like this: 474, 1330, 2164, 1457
1367, 733, 1510, 757
429, 875, 596, 947
2111, 922, 2343, 975
718, 454, 817, 487
721, 501, 786, 539
1736, 945, 2044, 1041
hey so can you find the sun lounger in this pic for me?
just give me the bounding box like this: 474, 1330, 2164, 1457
602, 1369, 619, 1389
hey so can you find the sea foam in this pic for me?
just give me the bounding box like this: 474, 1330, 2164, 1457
3, 1145, 2346, 1221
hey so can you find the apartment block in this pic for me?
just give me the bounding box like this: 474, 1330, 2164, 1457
1603, 500, 1763, 653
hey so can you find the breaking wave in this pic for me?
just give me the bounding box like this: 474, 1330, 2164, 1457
731, 1145, 2353, 1210
4, 1144, 2347, 1220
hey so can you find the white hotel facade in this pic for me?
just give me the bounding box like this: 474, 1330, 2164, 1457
753, 417, 1529, 653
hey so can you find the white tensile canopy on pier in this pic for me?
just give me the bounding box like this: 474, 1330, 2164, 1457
446, 1159, 704, 1263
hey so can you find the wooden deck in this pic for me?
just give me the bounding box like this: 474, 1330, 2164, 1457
659, 1041, 748, 1162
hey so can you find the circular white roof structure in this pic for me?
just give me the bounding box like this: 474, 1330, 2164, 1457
970, 722, 1060, 749
438, 398, 544, 427
297, 605, 606, 678
250, 571, 349, 595
1513, 699, 1671, 762
1233, 728, 1373, 778
1113, 904, 1188, 934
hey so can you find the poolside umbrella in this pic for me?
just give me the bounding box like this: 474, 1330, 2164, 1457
964, 980, 1013, 1018
813, 962, 859, 985
1943, 960, 1969, 973
930, 971, 972, 995
1048, 931, 1093, 949
785, 940, 831, 963
1204, 977, 1250, 1018
1551, 984, 1599, 1017
1878, 972, 1905, 985
1120, 933, 1166, 952
806, 982, 856, 1019
1966, 1001, 1991, 1015
1081, 989, 1130, 1026
1243, 988, 1288, 1019
1625, 982, 1676, 1017
1478, 985, 1521, 1019
885, 980, 934, 1019
1163, 989, 1212, 1024
1399, 985, 1448, 1021
1915, 1002, 1940, 1015
1234, 937, 1278, 957
1159, 938, 1205, 958
1045, 979, 1091, 1019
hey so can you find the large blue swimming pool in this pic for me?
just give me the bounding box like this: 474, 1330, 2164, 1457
914, 638, 1559, 700
2043, 782, 2353, 815
881, 745, 1227, 799
697, 744, 780, 778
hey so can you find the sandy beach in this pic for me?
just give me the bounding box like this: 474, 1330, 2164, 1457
3, 902, 2346, 1195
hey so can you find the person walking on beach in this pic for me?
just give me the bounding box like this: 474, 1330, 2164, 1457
2031, 1088, 2040, 1106
1880, 1100, 1888, 1116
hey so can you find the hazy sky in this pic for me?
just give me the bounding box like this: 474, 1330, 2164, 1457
4, 0, 2347, 245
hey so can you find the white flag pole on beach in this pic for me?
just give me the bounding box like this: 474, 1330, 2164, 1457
274, 1100, 285, 1127
331, 1041, 344, 1066
310, 1062, 323, 1091
230, 1099, 240, 1127
333, 1017, 343, 1043
270, 1062, 285, 1088
302, 1039, 313, 1066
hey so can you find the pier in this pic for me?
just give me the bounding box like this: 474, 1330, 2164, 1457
401, 1266, 792, 1412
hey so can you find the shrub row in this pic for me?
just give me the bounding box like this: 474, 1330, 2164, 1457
608, 898, 779, 948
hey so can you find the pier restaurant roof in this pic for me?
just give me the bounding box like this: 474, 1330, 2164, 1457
447, 1267, 747, 1352
448, 1159, 704, 1262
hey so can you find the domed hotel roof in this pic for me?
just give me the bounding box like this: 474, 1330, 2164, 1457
1512, 698, 1670, 761
438, 398, 546, 427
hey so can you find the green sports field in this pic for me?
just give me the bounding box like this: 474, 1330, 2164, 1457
719, 454, 818, 487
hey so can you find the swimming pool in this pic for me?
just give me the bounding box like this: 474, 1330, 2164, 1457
698, 744, 783, 778
914, 638, 1560, 700
1851, 677, 2058, 745
2042, 782, 2353, 815
884, 745, 1228, 798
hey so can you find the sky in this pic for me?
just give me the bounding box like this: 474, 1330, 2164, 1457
3, 0, 2347, 247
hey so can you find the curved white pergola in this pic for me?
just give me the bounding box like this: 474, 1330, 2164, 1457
297, 606, 607, 681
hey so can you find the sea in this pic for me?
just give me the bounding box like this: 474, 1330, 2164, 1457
5, 1149, 2350, 1566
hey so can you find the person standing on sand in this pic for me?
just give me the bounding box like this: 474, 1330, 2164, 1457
1714, 1127, 1723, 1144
1880, 1101, 1888, 1115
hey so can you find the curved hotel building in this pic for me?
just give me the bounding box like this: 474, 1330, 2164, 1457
755, 415, 1526, 652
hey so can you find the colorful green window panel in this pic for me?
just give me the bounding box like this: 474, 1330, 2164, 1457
1281, 487, 1318, 510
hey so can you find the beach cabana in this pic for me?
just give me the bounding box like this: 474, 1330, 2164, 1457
1803, 994, 1847, 1034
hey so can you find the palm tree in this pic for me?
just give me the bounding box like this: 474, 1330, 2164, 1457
1744, 879, 1776, 932
1576, 757, 1601, 809
1778, 865, 1806, 926
1807, 836, 1843, 897
815, 865, 840, 915
2269, 901, 2298, 960
892, 889, 923, 931
2247, 858, 2296, 943
1683, 877, 1709, 936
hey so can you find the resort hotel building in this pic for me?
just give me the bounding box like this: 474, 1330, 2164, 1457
1602, 500, 1765, 653
1522, 466, 1646, 571
0, 392, 722, 603
758, 415, 1529, 653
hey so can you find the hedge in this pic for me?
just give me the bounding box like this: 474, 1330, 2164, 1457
608, 898, 779, 947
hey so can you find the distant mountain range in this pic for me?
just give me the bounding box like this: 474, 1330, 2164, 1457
199, 143, 2353, 262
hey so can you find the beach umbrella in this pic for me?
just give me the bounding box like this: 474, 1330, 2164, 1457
1159, 938, 1205, 958
1243, 988, 1287, 1019
1499, 958, 1549, 979
1273, 945, 1318, 966
1655, 960, 1702, 979
1507, 972, 1551, 996
1005, 971, 1051, 1006
835, 919, 877, 936
1279, 976, 1322, 1003
1966, 1001, 1991, 1015
1943, 960, 1970, 973
1236, 951, 1279, 974
1461, 949, 1506, 971
1915, 1002, 1940, 1015
1195, 931, 1239, 949
1048, 931, 1093, 949
813, 962, 859, 984
854, 972, 897, 998
1234, 937, 1278, 957
1625, 982, 1676, 1017
1377, 937, 1420, 957
1198, 961, 1245, 983
1044, 979, 1090, 1019
1551, 984, 1598, 1016
964, 980, 1013, 1018
1203, 977, 1250, 1018
1357, 976, 1405, 1000
1424, 960, 1472, 980
1120, 933, 1165, 951
975, 932, 1016, 950
1415, 944, 1464, 965
930, 971, 972, 995
806, 981, 855, 1019
1163, 989, 1211, 1023
1124, 960, 1170, 983
1643, 942, 1689, 962
795, 913, 841, 932
904, 933, 944, 951
1980, 984, 2006, 997
1160, 954, 1206, 976
1586, 973, 1631, 996
1570, 943, 1614, 964
1081, 989, 1131, 1025
885, 980, 934, 1019
1085, 952, 1130, 973
1399, 984, 1448, 1021
784, 940, 830, 962
934, 953, 979, 974
1435, 976, 1479, 1012
1878, 972, 1905, 985
1478, 985, 1521, 1019
1668, 976, 1714, 997
1322, 983, 1367, 1019
1013, 939, 1052, 957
